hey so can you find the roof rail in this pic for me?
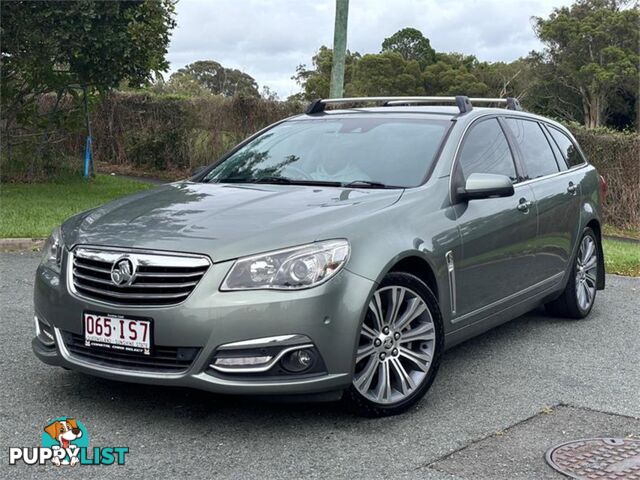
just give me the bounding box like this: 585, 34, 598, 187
305, 96, 522, 115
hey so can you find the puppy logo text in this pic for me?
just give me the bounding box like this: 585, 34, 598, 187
8, 416, 128, 467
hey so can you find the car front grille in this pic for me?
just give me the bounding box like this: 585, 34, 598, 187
69, 247, 210, 307
62, 332, 200, 373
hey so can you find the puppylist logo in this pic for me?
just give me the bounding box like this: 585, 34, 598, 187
9, 417, 129, 467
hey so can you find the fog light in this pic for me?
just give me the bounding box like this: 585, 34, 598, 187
280, 348, 315, 373
214, 355, 272, 368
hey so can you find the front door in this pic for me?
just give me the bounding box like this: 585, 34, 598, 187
451, 117, 538, 320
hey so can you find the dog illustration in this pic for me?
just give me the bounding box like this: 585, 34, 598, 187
44, 418, 82, 466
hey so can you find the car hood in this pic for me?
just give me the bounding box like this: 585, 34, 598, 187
63, 181, 403, 261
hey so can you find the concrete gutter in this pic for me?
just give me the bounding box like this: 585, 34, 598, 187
0, 238, 45, 252
603, 234, 640, 244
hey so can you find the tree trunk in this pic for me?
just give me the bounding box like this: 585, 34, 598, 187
582, 89, 604, 129
582, 95, 604, 128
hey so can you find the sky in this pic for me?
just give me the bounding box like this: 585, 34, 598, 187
166, 0, 573, 98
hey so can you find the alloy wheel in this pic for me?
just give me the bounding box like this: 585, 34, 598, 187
353, 285, 436, 404
575, 234, 597, 311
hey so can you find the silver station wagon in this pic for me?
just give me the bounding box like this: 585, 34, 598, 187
33, 96, 606, 417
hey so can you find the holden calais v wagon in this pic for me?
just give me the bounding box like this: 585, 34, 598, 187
33, 96, 606, 417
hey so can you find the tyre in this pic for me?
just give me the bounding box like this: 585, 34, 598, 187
545, 227, 599, 319
344, 272, 444, 417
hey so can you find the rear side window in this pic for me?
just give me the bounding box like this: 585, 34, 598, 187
457, 118, 517, 182
504, 118, 559, 179
548, 126, 585, 167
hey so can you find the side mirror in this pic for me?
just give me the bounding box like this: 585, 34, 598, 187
457, 173, 514, 200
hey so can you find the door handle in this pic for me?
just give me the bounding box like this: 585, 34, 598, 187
567, 182, 578, 194
517, 199, 533, 212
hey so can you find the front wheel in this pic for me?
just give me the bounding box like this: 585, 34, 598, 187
546, 227, 599, 319
343, 272, 444, 417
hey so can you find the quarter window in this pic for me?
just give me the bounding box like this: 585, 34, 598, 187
548, 126, 585, 168
457, 118, 517, 182
504, 118, 559, 179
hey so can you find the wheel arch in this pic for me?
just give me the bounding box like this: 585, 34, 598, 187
387, 255, 440, 301
585, 218, 605, 290
367, 250, 446, 313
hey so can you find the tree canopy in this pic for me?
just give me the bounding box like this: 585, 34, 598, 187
533, 0, 639, 128
381, 27, 436, 67
292, 46, 361, 99
293, 1, 638, 130
169, 60, 260, 97
1, 0, 176, 104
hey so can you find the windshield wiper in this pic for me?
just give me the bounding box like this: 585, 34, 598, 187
253, 176, 293, 184
209, 176, 343, 187
205, 176, 290, 184
341, 180, 396, 189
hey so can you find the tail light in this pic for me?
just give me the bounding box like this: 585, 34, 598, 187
598, 175, 608, 203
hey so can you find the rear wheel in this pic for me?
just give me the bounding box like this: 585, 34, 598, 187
546, 227, 599, 319
344, 272, 443, 417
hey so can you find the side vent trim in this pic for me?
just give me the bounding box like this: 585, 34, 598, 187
445, 250, 456, 315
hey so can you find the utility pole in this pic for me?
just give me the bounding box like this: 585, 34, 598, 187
329, 0, 349, 98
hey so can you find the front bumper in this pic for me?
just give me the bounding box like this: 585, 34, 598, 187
33, 252, 375, 396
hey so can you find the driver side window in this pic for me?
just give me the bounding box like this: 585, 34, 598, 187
457, 118, 517, 182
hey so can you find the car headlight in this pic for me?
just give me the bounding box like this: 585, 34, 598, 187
221, 240, 350, 290
40, 226, 63, 273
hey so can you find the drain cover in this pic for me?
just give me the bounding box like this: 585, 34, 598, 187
546, 437, 640, 479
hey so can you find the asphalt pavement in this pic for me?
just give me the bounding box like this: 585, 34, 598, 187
1, 251, 638, 479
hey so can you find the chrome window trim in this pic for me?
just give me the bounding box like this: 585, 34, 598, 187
67, 245, 212, 309
516, 163, 589, 187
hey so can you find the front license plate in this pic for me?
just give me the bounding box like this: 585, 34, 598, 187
84, 312, 152, 355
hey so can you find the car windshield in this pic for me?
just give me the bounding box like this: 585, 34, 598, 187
201, 117, 450, 188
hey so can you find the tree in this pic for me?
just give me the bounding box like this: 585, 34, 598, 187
422, 54, 489, 96
155, 72, 212, 97
350, 52, 424, 96
381, 27, 436, 67
260, 86, 279, 101
292, 46, 360, 99
533, 0, 639, 128
520, 51, 585, 124
171, 60, 260, 97
1, 0, 175, 111
1, 0, 176, 178
475, 59, 534, 99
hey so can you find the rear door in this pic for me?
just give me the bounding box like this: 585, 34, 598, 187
452, 117, 538, 319
502, 118, 582, 283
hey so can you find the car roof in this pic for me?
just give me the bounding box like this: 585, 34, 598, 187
295, 105, 569, 133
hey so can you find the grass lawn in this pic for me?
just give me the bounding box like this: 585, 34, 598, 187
602, 238, 640, 277
0, 175, 155, 238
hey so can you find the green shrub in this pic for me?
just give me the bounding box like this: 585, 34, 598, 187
570, 126, 639, 229
89, 93, 302, 170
